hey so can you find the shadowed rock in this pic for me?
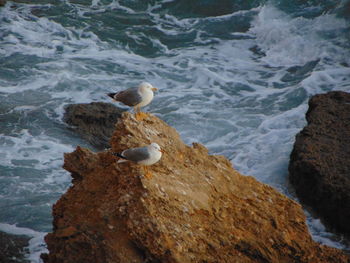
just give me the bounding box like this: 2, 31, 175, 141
0, 231, 30, 263
63, 102, 124, 150
289, 91, 350, 235
43, 112, 349, 263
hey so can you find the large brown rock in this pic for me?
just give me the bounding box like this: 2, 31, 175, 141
63, 102, 124, 150
42, 112, 348, 263
289, 91, 350, 235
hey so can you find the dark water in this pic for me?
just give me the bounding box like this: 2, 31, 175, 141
0, 0, 349, 261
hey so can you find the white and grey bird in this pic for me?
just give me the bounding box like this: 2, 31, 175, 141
113, 143, 163, 166
113, 143, 163, 179
107, 82, 158, 119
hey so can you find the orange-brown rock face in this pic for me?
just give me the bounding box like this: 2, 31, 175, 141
42, 112, 348, 263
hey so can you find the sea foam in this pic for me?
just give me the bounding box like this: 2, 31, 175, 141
0, 223, 47, 263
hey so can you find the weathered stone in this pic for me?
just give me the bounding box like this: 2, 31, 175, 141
63, 102, 124, 150
43, 112, 349, 263
0, 231, 30, 263
289, 91, 350, 235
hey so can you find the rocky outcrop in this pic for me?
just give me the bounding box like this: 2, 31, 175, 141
42, 112, 349, 263
289, 91, 350, 235
63, 102, 124, 150
0, 231, 29, 263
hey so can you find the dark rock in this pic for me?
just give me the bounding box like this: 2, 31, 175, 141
0, 231, 30, 263
0, 0, 6, 7
63, 102, 125, 150
289, 91, 350, 235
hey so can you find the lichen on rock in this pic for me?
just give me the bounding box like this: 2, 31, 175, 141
42, 112, 349, 263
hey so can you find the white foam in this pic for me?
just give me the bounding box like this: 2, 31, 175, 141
305, 212, 348, 250
0, 223, 47, 263
13, 105, 39, 112
91, 0, 100, 8
0, 76, 59, 94
107, 0, 136, 14
249, 5, 349, 67
302, 68, 350, 96
0, 3, 110, 60
0, 129, 74, 170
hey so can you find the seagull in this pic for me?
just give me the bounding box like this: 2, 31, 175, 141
107, 82, 158, 120
113, 143, 163, 179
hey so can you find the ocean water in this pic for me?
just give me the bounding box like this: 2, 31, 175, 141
0, 0, 349, 261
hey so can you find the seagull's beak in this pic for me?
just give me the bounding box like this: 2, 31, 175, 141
152, 87, 158, 92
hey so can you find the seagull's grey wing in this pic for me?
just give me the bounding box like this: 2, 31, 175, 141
114, 87, 142, 106
122, 147, 150, 163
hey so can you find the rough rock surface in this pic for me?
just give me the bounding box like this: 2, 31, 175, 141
43, 112, 349, 263
0, 231, 30, 263
289, 91, 350, 235
63, 102, 124, 150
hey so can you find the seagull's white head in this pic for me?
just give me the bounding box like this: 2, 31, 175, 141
150, 142, 162, 153
139, 82, 158, 92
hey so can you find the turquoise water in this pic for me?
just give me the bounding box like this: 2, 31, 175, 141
0, 0, 349, 261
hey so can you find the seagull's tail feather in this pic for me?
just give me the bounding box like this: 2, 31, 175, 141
112, 152, 128, 163
112, 152, 126, 159
107, 92, 116, 99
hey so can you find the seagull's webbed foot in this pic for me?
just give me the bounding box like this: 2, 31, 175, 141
143, 166, 153, 179
135, 111, 148, 121
134, 107, 145, 121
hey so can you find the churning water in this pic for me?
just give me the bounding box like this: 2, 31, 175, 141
0, 0, 349, 261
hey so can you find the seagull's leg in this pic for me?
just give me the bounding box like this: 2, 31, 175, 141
134, 106, 140, 119
135, 106, 147, 121
143, 166, 153, 179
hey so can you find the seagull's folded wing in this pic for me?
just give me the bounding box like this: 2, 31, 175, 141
122, 147, 151, 162
115, 87, 142, 106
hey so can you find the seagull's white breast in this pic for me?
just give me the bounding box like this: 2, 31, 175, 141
137, 88, 154, 108
138, 148, 162, 166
